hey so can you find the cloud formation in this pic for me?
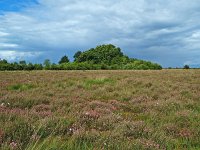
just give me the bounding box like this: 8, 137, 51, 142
0, 0, 200, 67
0, 50, 42, 61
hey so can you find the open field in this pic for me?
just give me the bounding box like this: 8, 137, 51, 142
0, 70, 200, 149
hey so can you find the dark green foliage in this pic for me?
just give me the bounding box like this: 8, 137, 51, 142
34, 64, 43, 70
72, 44, 162, 70
123, 60, 162, 70
184, 65, 190, 69
0, 61, 43, 71
19, 60, 26, 65
76, 44, 124, 64
74, 51, 82, 61
59, 55, 70, 64
43, 59, 51, 70
0, 59, 8, 64
26, 63, 34, 70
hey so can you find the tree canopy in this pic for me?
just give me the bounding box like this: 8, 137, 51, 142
183, 65, 190, 69
75, 44, 124, 64
73, 44, 162, 69
73, 51, 82, 61
59, 55, 70, 64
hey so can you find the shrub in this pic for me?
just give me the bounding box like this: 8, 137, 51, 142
184, 65, 190, 69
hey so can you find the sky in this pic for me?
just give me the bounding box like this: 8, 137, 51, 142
0, 0, 200, 67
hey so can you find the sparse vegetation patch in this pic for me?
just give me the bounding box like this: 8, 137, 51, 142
1, 70, 200, 149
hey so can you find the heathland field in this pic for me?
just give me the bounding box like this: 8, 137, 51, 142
0, 70, 200, 149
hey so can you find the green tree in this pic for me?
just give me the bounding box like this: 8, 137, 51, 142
59, 55, 70, 64
26, 63, 35, 70
18, 60, 27, 70
0, 59, 8, 64
184, 65, 190, 69
76, 44, 123, 64
73, 51, 82, 62
43, 59, 51, 69
34, 64, 43, 70
19, 60, 26, 65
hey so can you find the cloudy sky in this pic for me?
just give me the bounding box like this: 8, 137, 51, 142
0, 0, 200, 67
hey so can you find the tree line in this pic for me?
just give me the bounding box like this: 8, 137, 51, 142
0, 44, 163, 71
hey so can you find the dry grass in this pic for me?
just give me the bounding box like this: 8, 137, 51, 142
0, 70, 200, 149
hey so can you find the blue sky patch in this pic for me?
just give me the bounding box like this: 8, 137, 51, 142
0, 0, 38, 13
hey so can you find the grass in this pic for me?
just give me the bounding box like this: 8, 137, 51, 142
82, 78, 115, 89
8, 84, 35, 91
0, 70, 200, 149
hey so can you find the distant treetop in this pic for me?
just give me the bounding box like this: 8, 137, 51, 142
183, 65, 190, 69
75, 44, 125, 64
72, 44, 162, 70
59, 55, 70, 64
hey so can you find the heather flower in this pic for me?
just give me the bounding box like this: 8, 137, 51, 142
9, 141, 18, 149
31, 134, 40, 141
179, 128, 193, 138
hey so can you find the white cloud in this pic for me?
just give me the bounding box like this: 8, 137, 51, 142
0, 0, 200, 67
0, 31, 10, 37
0, 50, 42, 61
0, 43, 18, 48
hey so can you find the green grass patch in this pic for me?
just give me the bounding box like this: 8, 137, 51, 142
181, 91, 193, 99
8, 84, 35, 91
82, 78, 115, 89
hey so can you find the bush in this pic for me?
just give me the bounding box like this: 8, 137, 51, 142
184, 65, 190, 69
